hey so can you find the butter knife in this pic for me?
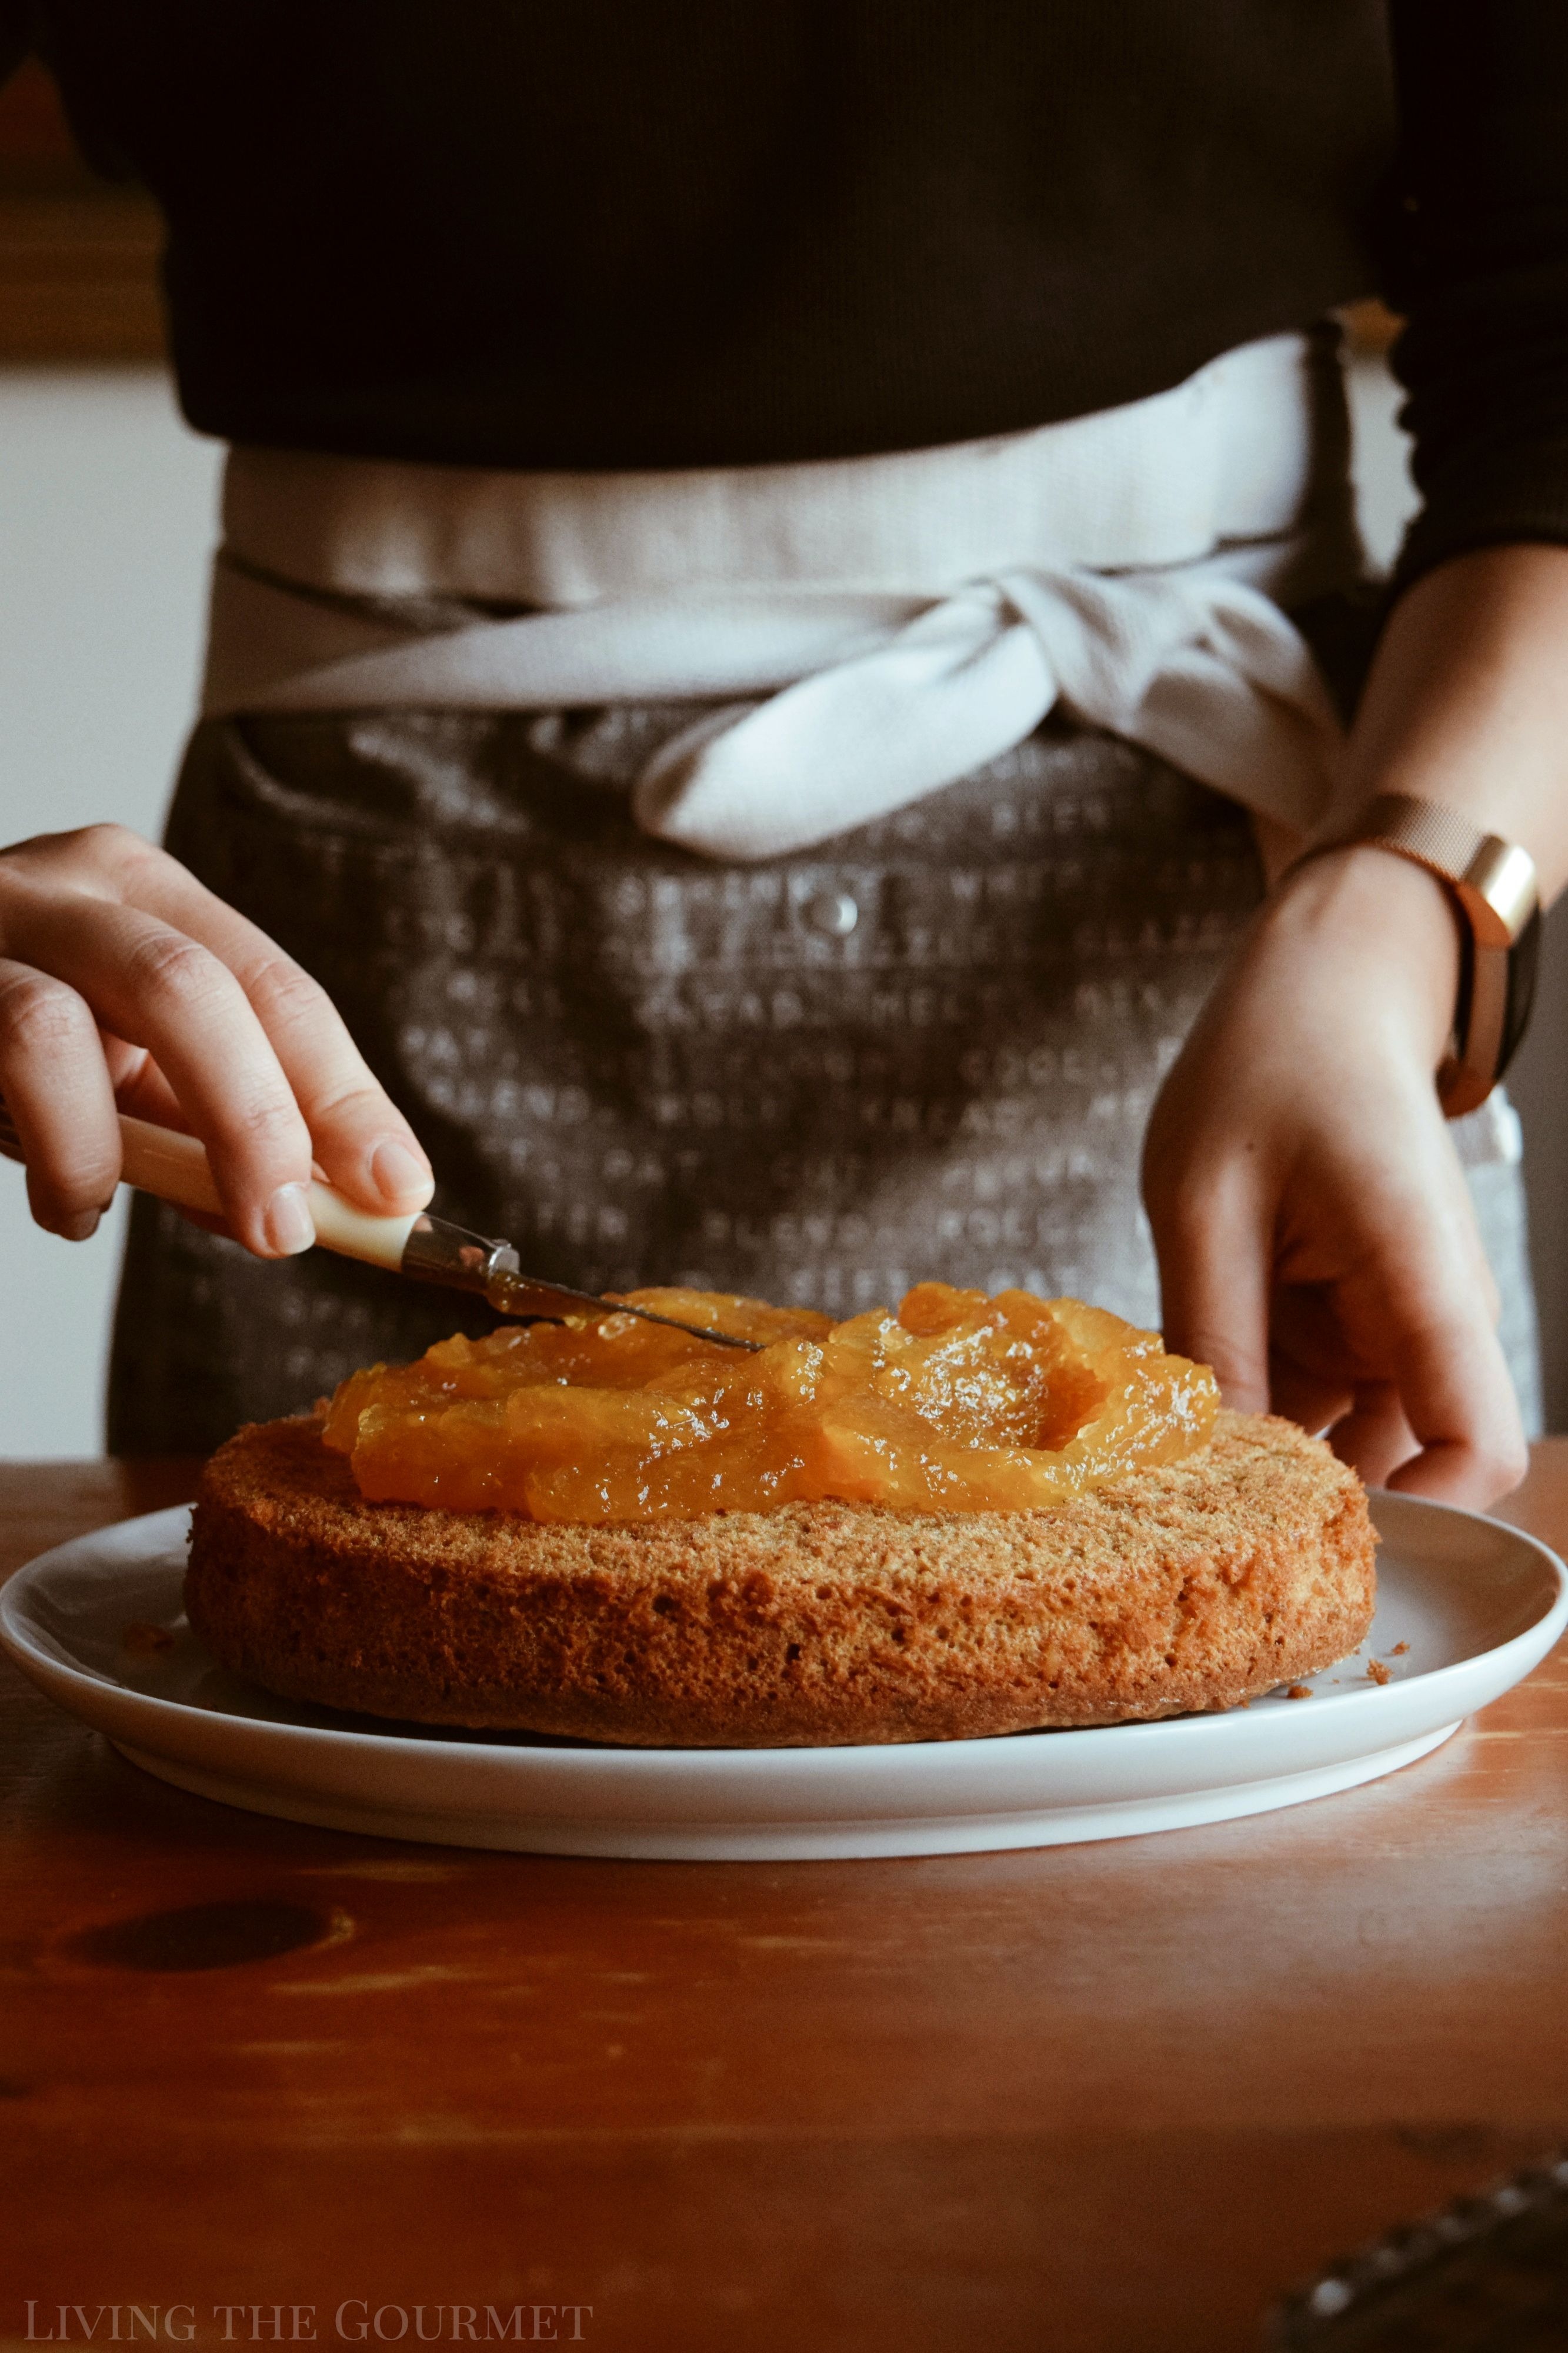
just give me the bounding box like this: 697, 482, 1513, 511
0, 1105, 763, 1353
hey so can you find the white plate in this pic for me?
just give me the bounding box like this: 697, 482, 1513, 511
3, 1494, 1563, 1860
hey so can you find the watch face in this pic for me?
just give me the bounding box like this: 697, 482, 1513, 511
1500, 904, 1543, 1084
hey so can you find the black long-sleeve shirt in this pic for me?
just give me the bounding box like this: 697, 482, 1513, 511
5, 2, 1566, 592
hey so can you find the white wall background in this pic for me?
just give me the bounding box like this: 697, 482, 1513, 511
0, 369, 221, 1454
0, 359, 1561, 1452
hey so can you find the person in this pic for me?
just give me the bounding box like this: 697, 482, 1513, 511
0, 3, 1559, 1505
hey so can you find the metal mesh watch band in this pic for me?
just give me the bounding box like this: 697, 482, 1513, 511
1332, 793, 1541, 1118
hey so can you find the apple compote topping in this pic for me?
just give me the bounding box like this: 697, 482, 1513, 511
321, 1282, 1219, 1522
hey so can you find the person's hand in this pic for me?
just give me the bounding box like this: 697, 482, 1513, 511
0, 823, 433, 1255
1143, 842, 1528, 1506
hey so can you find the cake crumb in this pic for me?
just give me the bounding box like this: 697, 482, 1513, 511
1366, 1657, 1392, 1685
1389, 1641, 1409, 1656
122, 1621, 175, 1658
1285, 1682, 1313, 1700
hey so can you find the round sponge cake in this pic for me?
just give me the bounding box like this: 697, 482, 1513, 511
185, 1409, 1376, 1747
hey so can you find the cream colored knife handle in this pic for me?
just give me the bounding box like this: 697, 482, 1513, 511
117, 1114, 419, 1273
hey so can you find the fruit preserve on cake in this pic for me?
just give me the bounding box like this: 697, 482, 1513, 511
321, 1282, 1219, 1523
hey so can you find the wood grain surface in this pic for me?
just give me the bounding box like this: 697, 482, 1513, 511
2, 1453, 1567, 2353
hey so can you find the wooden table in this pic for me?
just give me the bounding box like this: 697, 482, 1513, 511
5, 1453, 1568, 2353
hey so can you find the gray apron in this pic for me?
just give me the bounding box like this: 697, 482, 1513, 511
106, 662, 1541, 1453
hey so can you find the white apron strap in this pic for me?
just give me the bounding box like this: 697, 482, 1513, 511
203, 551, 1344, 858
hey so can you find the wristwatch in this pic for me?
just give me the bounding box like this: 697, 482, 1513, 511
1317, 792, 1541, 1118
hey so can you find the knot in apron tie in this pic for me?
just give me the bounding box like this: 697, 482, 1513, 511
630, 564, 1344, 861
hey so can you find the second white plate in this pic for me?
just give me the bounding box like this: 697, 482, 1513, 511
2, 1492, 1562, 1859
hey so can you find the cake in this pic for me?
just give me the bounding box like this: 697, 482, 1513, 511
185, 1279, 1376, 1745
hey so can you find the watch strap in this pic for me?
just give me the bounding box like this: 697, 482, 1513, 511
1316, 794, 1540, 1119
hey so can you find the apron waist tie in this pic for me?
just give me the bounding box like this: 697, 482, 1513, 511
201, 330, 1362, 863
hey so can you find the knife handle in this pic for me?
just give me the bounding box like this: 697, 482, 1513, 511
116, 1114, 419, 1272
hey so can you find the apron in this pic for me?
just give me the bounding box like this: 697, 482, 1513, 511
106, 336, 1542, 1451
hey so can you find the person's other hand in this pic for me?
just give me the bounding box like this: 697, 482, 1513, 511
0, 823, 433, 1255
1143, 842, 1528, 1507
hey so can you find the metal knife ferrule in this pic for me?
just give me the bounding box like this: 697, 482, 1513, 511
398, 1212, 521, 1298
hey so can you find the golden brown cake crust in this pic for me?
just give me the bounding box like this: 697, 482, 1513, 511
184, 1410, 1376, 1747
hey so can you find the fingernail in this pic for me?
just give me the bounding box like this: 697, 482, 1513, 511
263, 1181, 316, 1257
57, 1209, 101, 1243
370, 1137, 433, 1205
